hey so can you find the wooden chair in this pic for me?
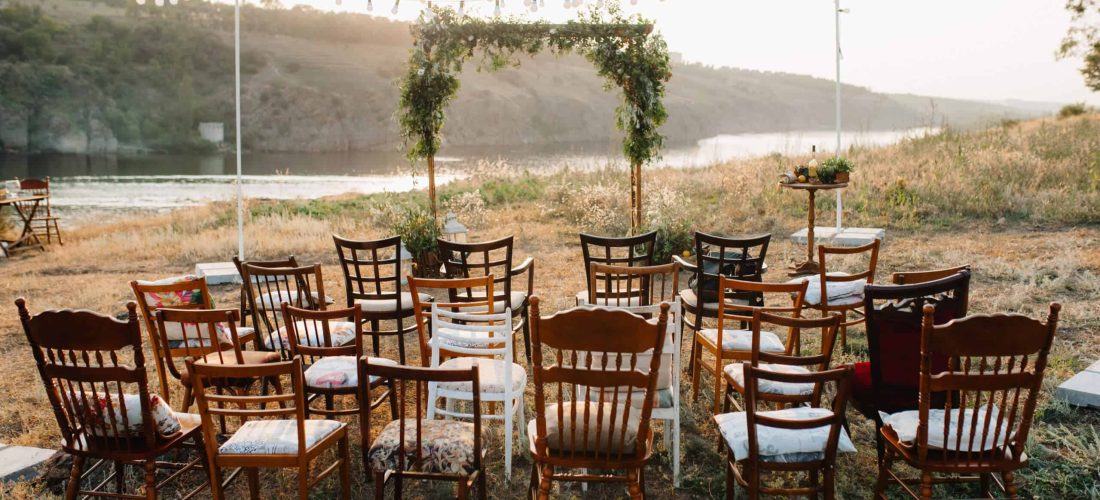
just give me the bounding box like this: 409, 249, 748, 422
528, 298, 669, 499
360, 359, 486, 499
692, 276, 808, 414
131, 275, 257, 406
279, 303, 397, 419
437, 235, 534, 363
189, 356, 351, 500
232, 255, 299, 328
805, 239, 880, 349
675, 232, 771, 374
17, 177, 62, 244
723, 310, 842, 414
17, 298, 208, 500
717, 365, 855, 499
154, 308, 281, 412
583, 262, 683, 486
891, 265, 970, 285
873, 303, 1060, 499
239, 262, 329, 358
853, 270, 971, 463
408, 275, 497, 363
576, 231, 656, 305
333, 235, 430, 365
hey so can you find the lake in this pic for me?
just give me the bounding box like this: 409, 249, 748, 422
0, 128, 932, 224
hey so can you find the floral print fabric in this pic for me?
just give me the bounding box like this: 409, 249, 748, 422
73, 393, 181, 437
715, 407, 856, 462
367, 419, 479, 475
436, 357, 527, 394
267, 320, 356, 351
219, 419, 343, 455
304, 356, 397, 389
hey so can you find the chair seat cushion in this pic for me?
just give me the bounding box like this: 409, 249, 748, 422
137, 275, 204, 307
180, 350, 282, 385
788, 273, 866, 306
304, 356, 397, 389
724, 363, 815, 396
368, 419, 478, 475
220, 419, 343, 455
437, 357, 526, 394
356, 293, 432, 313
714, 407, 857, 462
267, 320, 356, 351
699, 328, 785, 353
73, 393, 182, 438
528, 401, 642, 453
679, 288, 726, 312
456, 291, 527, 313
574, 290, 643, 307
165, 325, 254, 347
880, 408, 1011, 452
581, 331, 676, 390
430, 326, 508, 350
580, 386, 675, 409
256, 290, 335, 310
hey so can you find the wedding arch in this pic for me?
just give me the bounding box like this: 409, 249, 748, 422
398, 6, 671, 233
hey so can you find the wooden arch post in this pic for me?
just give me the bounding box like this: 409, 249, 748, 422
631, 161, 642, 234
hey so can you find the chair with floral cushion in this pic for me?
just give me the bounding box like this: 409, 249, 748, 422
279, 302, 398, 420
575, 231, 656, 305
240, 262, 334, 358
154, 308, 282, 412
232, 255, 298, 328
716, 365, 856, 499
189, 356, 351, 500
722, 309, 841, 413
794, 239, 880, 350
359, 358, 486, 499
131, 275, 257, 406
334, 235, 432, 365
853, 270, 971, 464
874, 303, 1059, 499
528, 298, 670, 499
692, 276, 809, 414
17, 298, 208, 500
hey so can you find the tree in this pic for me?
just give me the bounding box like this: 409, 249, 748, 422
1059, 0, 1100, 91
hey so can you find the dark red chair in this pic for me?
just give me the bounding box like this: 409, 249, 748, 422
852, 269, 970, 463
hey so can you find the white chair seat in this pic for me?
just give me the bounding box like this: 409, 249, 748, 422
787, 273, 867, 306
304, 356, 397, 389
256, 290, 334, 310
580, 386, 675, 409
699, 328, 785, 352
267, 320, 356, 350
724, 363, 815, 396
574, 290, 643, 307
715, 407, 857, 462
880, 408, 1011, 452
356, 292, 432, 313
220, 419, 343, 455
437, 357, 526, 394
457, 291, 527, 313
528, 401, 641, 453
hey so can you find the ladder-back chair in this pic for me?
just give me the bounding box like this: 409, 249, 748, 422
576, 231, 656, 305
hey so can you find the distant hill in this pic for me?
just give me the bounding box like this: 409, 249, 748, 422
0, 0, 1060, 154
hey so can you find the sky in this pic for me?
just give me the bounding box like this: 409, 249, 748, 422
267, 0, 1099, 106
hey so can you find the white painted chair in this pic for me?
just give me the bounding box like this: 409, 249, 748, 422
427, 305, 527, 482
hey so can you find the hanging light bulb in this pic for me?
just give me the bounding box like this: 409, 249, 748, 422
391, 0, 399, 14
367, 0, 373, 11
493, 0, 501, 16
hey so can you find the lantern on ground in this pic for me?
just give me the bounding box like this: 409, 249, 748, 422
442, 211, 468, 243
399, 245, 414, 284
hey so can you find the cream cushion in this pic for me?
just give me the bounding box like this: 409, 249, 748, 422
529, 401, 643, 453
787, 273, 866, 306
699, 328, 785, 352
880, 408, 1011, 452
73, 393, 182, 437
456, 291, 527, 312
355, 292, 432, 313
304, 356, 398, 389
267, 320, 356, 351
256, 290, 334, 310
220, 419, 343, 455
715, 407, 857, 462
437, 357, 526, 394
724, 363, 815, 396
574, 290, 644, 307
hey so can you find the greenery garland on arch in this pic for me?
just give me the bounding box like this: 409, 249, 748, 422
398, 5, 671, 232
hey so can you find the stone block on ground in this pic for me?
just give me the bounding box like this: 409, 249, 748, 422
0, 444, 57, 482
1056, 361, 1100, 409
194, 261, 241, 285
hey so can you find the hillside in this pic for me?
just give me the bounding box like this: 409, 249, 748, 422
0, 0, 1059, 154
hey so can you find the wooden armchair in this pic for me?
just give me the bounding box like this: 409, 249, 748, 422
576, 231, 656, 305
239, 262, 330, 358
528, 298, 669, 499
17, 298, 207, 500
891, 265, 970, 285
804, 239, 880, 349
437, 236, 534, 363
17, 177, 62, 244
874, 303, 1060, 499
360, 359, 486, 499
692, 276, 808, 414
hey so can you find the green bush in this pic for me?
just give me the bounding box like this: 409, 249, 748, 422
1058, 102, 1089, 118
649, 220, 693, 265
385, 205, 440, 275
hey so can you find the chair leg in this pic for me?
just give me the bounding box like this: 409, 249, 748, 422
673, 407, 681, 488
979, 473, 992, 498
823, 467, 836, 500
528, 462, 538, 499
114, 460, 125, 494
65, 455, 84, 500
373, 471, 386, 500
627, 468, 642, 500
143, 460, 157, 500
504, 395, 514, 483
537, 464, 552, 500
396, 317, 407, 365
522, 305, 532, 365
369, 319, 381, 357
691, 341, 702, 402
246, 468, 260, 500
872, 449, 892, 499
712, 360, 724, 414
181, 385, 193, 413
298, 461, 310, 500
388, 379, 399, 420
1001, 470, 1018, 499
457, 481, 469, 500
339, 435, 351, 500
478, 462, 487, 500
919, 470, 934, 500
725, 460, 735, 500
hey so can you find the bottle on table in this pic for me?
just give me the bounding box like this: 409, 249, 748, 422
808, 145, 818, 179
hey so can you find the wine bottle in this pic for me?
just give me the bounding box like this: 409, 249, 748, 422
808, 145, 818, 179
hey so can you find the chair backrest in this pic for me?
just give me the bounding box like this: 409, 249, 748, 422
863, 271, 971, 402
17, 299, 160, 451
743, 365, 853, 464
430, 306, 513, 365
580, 231, 656, 293
891, 265, 970, 285
586, 262, 678, 307
17, 177, 51, 213
188, 357, 306, 457
280, 304, 363, 365
914, 303, 1058, 465
232, 255, 299, 312
529, 298, 669, 461
693, 231, 770, 286
154, 308, 246, 382
715, 277, 808, 354
437, 235, 514, 302
816, 239, 880, 308
239, 262, 326, 356
359, 359, 482, 476
130, 276, 215, 398
748, 310, 842, 403
333, 235, 407, 308
408, 275, 495, 366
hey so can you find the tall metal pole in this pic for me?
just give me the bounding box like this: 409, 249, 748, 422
834, 0, 843, 233
235, 0, 244, 260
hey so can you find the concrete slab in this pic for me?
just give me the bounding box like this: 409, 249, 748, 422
1086, 359, 1100, 374
1056, 370, 1100, 409
0, 444, 56, 482
790, 227, 886, 247
195, 261, 241, 285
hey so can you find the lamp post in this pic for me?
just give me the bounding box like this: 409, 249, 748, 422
834, 0, 848, 234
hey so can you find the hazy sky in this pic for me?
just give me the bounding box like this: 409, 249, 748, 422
270, 0, 1099, 105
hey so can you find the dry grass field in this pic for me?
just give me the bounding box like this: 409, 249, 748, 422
1, 115, 1099, 498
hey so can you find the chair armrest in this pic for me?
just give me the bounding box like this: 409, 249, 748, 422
511, 257, 535, 296
672, 255, 698, 274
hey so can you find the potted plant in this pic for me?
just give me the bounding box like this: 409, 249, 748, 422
822, 157, 854, 183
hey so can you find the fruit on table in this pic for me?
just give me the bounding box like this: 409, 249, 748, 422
798, 175, 807, 183
682, 250, 691, 258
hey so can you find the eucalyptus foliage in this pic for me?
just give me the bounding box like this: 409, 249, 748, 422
398, 5, 671, 167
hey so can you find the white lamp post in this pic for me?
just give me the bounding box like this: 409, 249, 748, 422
441, 211, 468, 243
834, 0, 848, 233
